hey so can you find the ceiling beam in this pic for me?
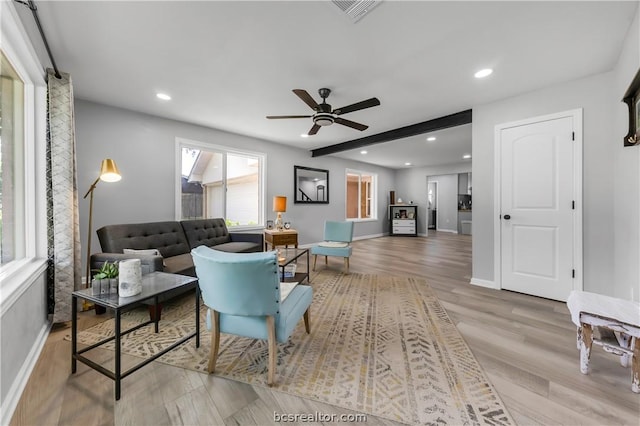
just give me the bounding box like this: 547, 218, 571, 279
310, 109, 472, 157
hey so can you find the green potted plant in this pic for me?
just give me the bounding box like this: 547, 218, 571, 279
92, 261, 119, 295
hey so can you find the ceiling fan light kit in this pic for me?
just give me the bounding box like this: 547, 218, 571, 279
314, 113, 334, 126
267, 87, 380, 136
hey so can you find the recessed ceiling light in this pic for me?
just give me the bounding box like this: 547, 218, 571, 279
463, 154, 472, 159
405, 162, 412, 166
300, 134, 309, 138
474, 68, 493, 79
360, 150, 368, 154
426, 136, 436, 141
156, 93, 171, 100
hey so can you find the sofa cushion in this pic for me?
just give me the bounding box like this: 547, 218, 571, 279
163, 253, 196, 276
181, 218, 232, 249
123, 248, 161, 256
97, 221, 190, 258
213, 241, 262, 253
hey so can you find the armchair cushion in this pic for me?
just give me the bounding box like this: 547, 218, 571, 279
206, 285, 312, 343
318, 241, 349, 248
310, 245, 352, 258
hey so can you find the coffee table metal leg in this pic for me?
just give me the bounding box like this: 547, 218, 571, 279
195, 286, 200, 348
71, 295, 77, 373
115, 308, 121, 400
154, 295, 160, 333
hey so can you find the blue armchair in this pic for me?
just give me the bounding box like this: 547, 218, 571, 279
191, 246, 313, 385
310, 221, 354, 273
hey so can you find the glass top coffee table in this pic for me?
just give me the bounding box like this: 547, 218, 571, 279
71, 272, 199, 400
277, 248, 310, 284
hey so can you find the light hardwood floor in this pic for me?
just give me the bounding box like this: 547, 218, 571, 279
10, 232, 640, 425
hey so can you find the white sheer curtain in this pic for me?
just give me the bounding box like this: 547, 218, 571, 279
46, 68, 82, 323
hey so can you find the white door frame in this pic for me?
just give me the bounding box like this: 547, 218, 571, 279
493, 109, 583, 293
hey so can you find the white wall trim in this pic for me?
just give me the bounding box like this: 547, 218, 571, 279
470, 277, 499, 289
0, 259, 47, 317
436, 228, 458, 234
0, 322, 51, 426
493, 108, 584, 292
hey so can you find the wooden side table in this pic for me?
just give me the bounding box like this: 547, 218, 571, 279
264, 229, 298, 251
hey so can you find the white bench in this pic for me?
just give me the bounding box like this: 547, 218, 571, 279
566, 290, 640, 393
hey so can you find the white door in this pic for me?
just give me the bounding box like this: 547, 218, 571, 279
497, 112, 581, 301
427, 181, 437, 231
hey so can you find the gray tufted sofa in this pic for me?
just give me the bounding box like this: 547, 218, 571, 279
90, 218, 263, 318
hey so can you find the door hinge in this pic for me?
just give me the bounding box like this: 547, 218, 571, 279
572, 132, 575, 141
572, 200, 575, 210
572, 269, 575, 278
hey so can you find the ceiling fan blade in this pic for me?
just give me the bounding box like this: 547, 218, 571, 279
293, 89, 320, 111
308, 124, 321, 135
335, 117, 368, 131
266, 115, 312, 119
334, 97, 380, 115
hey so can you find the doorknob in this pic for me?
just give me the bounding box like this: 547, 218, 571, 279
503, 214, 511, 220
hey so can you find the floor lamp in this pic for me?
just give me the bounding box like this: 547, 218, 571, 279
83, 159, 121, 289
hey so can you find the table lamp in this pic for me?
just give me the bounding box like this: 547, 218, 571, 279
83, 159, 121, 288
273, 195, 287, 231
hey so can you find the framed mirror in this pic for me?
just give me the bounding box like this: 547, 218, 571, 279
294, 166, 329, 204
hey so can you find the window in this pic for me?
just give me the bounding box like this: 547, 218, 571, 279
1, 51, 25, 265
176, 139, 265, 228
0, 2, 48, 291
346, 169, 377, 220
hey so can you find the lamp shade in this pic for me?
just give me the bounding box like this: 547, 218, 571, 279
273, 196, 287, 213
99, 158, 121, 183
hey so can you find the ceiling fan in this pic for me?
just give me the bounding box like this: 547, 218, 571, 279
266, 88, 380, 136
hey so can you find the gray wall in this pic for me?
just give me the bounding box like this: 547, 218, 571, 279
613, 9, 640, 300
1, 271, 48, 412
473, 73, 615, 294
74, 100, 395, 268
471, 6, 639, 299
395, 162, 472, 234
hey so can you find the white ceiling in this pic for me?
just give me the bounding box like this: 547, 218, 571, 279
16, 1, 637, 169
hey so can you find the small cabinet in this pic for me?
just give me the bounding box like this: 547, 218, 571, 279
389, 204, 417, 236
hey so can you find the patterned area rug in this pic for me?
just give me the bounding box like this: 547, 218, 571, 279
74, 272, 514, 425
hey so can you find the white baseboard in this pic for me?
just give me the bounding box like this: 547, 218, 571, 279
470, 277, 500, 290
1, 322, 51, 426
436, 228, 458, 234
353, 233, 385, 241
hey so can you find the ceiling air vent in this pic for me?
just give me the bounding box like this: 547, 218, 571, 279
330, 0, 381, 23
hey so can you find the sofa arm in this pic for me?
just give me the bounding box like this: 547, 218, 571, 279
229, 232, 264, 246
90, 253, 164, 275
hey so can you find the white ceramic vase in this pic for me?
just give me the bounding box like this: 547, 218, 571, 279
118, 259, 142, 297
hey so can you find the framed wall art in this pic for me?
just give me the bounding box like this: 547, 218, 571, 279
294, 165, 329, 204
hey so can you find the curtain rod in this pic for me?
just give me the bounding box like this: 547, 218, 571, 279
14, 0, 61, 79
